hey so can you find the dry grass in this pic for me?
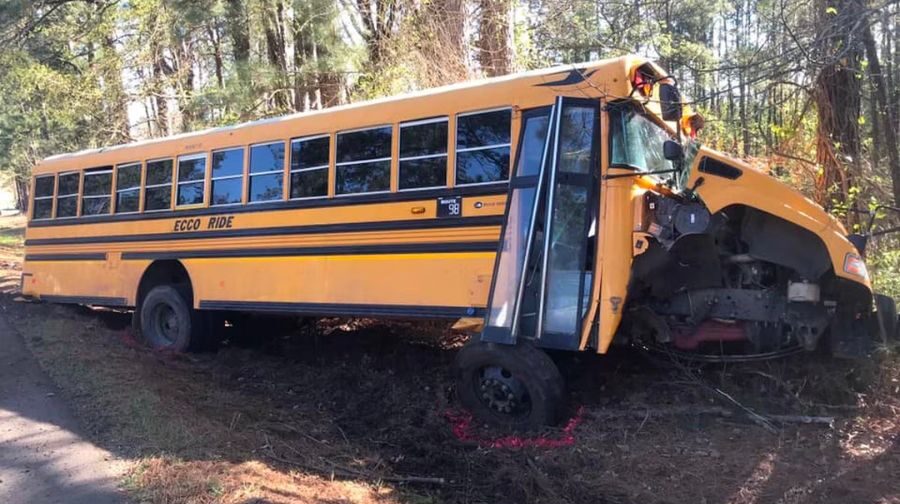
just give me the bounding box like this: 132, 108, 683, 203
123, 457, 395, 504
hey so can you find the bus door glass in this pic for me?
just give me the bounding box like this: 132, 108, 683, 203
482, 97, 600, 349
481, 106, 554, 344
537, 99, 600, 349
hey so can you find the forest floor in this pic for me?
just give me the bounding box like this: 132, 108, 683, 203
0, 214, 898, 504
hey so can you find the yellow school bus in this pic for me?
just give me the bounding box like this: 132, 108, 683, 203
22, 55, 896, 428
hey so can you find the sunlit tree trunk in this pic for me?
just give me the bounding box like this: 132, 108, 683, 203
477, 0, 513, 77
813, 0, 864, 220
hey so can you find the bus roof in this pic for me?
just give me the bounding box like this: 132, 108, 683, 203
35, 55, 654, 174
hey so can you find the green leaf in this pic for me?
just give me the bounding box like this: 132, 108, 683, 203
826, 6, 838, 14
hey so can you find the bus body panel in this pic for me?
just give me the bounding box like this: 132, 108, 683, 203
185, 252, 495, 313
23, 258, 149, 306
593, 175, 637, 352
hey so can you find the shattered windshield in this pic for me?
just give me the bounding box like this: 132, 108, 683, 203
608, 105, 674, 174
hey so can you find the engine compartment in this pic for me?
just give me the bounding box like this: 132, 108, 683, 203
625, 193, 871, 358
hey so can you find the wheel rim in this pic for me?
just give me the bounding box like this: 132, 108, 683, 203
475, 365, 532, 418
151, 303, 179, 346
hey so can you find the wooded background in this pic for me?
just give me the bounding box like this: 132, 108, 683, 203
1, 0, 897, 291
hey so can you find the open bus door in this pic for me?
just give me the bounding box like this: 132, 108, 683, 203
454, 97, 601, 429
482, 96, 601, 350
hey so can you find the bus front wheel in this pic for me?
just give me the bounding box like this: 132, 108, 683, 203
454, 341, 566, 430
138, 285, 204, 352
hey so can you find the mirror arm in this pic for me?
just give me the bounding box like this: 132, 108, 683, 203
604, 168, 679, 180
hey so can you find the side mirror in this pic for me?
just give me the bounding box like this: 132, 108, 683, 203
663, 139, 683, 161
659, 83, 683, 121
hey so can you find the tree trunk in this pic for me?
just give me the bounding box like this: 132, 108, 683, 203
477, 0, 513, 77
292, 3, 314, 111
103, 33, 131, 143
176, 38, 196, 130
263, 0, 290, 110
412, 0, 469, 86
225, 0, 250, 84
813, 0, 864, 218
14, 177, 29, 213
208, 24, 225, 89
862, 23, 900, 207
150, 39, 170, 137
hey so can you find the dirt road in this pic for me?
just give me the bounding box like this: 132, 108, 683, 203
0, 310, 126, 504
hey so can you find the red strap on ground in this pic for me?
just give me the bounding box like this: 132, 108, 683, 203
444, 406, 584, 449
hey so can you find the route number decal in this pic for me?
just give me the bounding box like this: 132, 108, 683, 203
437, 196, 462, 218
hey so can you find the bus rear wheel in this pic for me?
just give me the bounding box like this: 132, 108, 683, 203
454, 341, 565, 431
139, 285, 203, 352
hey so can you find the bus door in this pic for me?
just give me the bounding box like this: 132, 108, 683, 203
482, 97, 601, 350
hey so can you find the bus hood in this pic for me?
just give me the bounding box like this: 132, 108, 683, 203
685, 146, 870, 289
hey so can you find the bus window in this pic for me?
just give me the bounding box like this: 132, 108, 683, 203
399, 118, 448, 190
176, 153, 207, 207
82, 167, 113, 216
335, 126, 391, 195
455, 108, 511, 185
144, 159, 173, 211
55, 172, 80, 218
248, 142, 285, 203
290, 135, 329, 199
115, 163, 141, 213
32, 175, 55, 220
211, 147, 244, 206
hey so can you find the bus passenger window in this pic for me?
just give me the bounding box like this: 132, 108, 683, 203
115, 163, 141, 213
290, 135, 328, 199
455, 108, 511, 185
82, 167, 113, 216
399, 118, 448, 190
335, 126, 391, 195
176, 154, 207, 207
55, 172, 80, 218
144, 159, 173, 211
211, 148, 244, 206
249, 142, 285, 203
32, 175, 55, 220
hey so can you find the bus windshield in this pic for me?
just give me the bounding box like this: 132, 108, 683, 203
608, 105, 675, 175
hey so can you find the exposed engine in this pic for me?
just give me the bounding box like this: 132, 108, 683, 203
627, 193, 837, 358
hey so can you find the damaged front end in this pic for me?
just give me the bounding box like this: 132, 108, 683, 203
624, 147, 895, 360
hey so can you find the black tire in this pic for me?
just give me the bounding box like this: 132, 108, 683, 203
138, 285, 204, 352
875, 294, 898, 342
454, 340, 566, 431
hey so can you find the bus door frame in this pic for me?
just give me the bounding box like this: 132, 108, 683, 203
481, 96, 602, 350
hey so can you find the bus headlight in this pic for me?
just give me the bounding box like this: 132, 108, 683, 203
843, 253, 869, 280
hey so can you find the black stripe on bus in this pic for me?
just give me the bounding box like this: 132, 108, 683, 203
41, 295, 128, 307
120, 241, 498, 260
27, 183, 509, 228
198, 300, 483, 319
25, 215, 505, 247
25, 253, 107, 262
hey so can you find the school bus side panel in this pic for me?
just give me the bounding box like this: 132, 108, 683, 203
23, 257, 150, 305
184, 252, 495, 310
